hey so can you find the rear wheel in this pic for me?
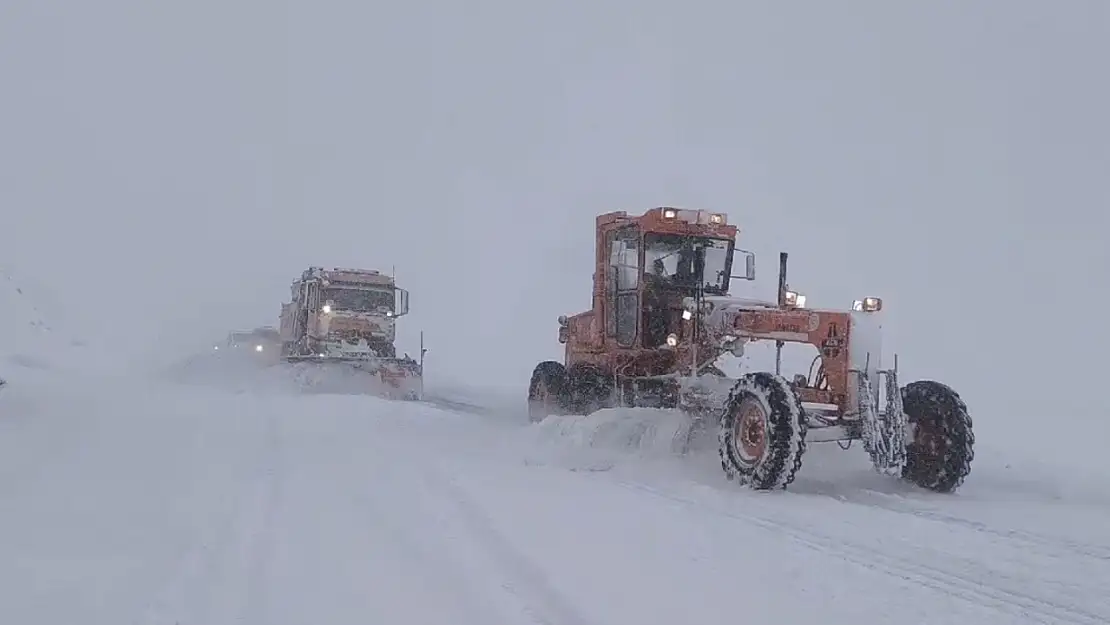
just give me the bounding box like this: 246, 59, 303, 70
718, 372, 807, 490
528, 361, 568, 422
900, 380, 974, 493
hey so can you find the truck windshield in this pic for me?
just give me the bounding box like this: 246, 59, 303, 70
644, 234, 733, 294
325, 287, 394, 312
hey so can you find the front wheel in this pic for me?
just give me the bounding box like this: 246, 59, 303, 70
565, 363, 614, 415
900, 380, 974, 493
718, 372, 808, 490
528, 361, 568, 423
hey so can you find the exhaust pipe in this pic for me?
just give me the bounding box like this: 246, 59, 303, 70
775, 252, 788, 375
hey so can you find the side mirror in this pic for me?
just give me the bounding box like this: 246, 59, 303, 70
557, 315, 569, 326
394, 288, 410, 316
731, 250, 756, 281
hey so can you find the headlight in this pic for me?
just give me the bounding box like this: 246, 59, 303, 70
321, 304, 332, 314
783, 290, 806, 308
255, 344, 264, 352
852, 297, 882, 312
709, 213, 724, 224
663, 208, 677, 219
665, 333, 678, 347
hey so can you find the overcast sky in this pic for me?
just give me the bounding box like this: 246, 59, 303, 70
2, 1, 1107, 429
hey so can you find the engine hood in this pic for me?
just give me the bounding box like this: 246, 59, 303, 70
682, 294, 824, 349
682, 294, 780, 329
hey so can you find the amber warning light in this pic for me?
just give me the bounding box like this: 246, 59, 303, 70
852, 297, 883, 312
659, 208, 727, 225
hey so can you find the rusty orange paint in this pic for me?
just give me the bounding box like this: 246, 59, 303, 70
559, 206, 855, 415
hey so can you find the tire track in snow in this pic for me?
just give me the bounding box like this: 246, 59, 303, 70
346, 485, 516, 625
131, 412, 284, 625
824, 486, 1110, 561
131, 497, 241, 625
614, 480, 1109, 625
236, 409, 285, 624
412, 464, 600, 625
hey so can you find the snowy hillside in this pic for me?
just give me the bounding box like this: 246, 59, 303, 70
0, 268, 103, 381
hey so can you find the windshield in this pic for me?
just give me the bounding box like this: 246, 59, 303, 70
324, 287, 394, 313
644, 234, 733, 294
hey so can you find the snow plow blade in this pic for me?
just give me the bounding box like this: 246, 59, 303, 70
284, 355, 423, 400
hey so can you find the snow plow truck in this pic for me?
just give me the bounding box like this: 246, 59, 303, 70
528, 207, 973, 493
279, 267, 424, 400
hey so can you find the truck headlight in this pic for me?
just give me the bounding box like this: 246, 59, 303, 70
784, 290, 806, 308
852, 297, 882, 312
709, 213, 724, 224
322, 304, 332, 314
255, 344, 264, 352
663, 208, 677, 219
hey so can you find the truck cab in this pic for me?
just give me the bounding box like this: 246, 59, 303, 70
279, 267, 411, 359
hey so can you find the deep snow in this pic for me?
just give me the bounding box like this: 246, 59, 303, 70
2, 344, 1109, 625
4, 1, 1108, 622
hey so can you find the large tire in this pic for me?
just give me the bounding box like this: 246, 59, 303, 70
565, 363, 614, 415
528, 361, 568, 423
718, 372, 808, 490
900, 380, 974, 493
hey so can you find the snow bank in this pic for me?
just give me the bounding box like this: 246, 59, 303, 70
519, 402, 1110, 511
162, 349, 410, 398
518, 408, 716, 473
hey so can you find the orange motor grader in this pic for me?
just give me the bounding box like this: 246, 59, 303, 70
527, 207, 973, 492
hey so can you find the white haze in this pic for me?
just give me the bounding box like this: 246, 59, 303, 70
2, 1, 1106, 432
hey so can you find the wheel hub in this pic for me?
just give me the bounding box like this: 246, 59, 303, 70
733, 397, 768, 466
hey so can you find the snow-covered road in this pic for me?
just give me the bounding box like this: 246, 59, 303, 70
1, 366, 1108, 625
